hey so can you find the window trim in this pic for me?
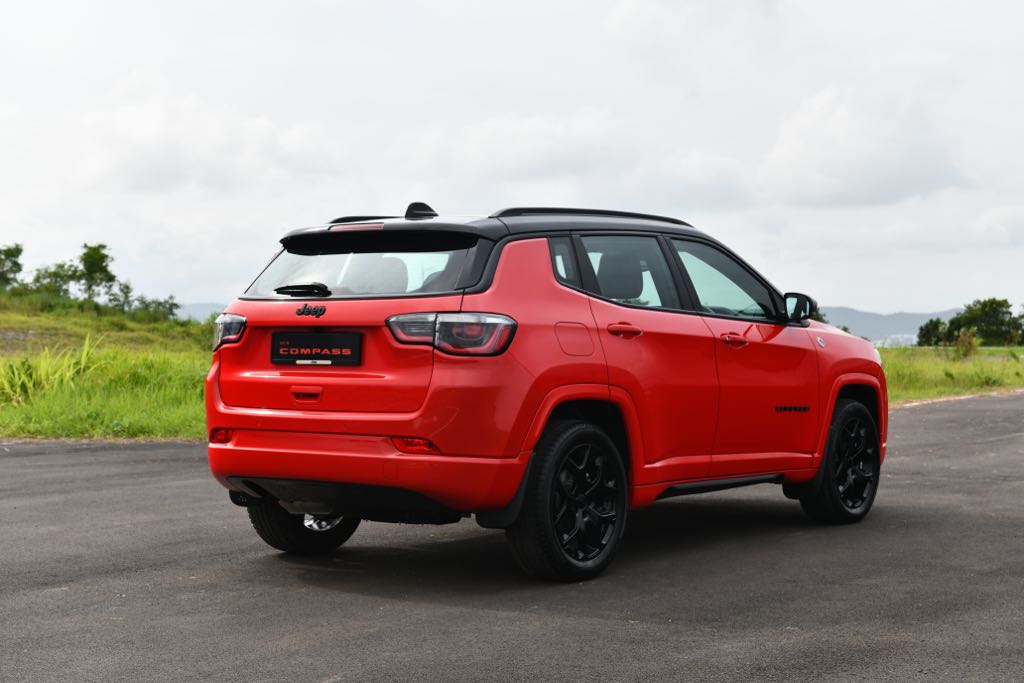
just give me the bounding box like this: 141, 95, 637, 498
668, 236, 785, 324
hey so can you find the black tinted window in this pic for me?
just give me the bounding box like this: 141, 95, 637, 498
579, 235, 680, 309
673, 240, 776, 321
548, 237, 580, 287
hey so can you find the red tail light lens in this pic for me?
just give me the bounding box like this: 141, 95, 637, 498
212, 313, 246, 351
386, 313, 437, 344
386, 312, 517, 356
391, 436, 441, 454
435, 313, 516, 355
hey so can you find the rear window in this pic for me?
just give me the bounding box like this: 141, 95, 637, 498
245, 231, 477, 299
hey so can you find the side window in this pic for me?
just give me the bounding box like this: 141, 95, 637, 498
672, 240, 776, 321
579, 235, 680, 309
548, 237, 581, 287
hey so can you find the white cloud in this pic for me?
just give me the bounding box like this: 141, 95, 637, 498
972, 206, 1024, 245
759, 85, 964, 206
0, 0, 1021, 312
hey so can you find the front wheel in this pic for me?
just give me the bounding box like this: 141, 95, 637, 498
506, 420, 628, 582
797, 399, 881, 524
248, 501, 360, 554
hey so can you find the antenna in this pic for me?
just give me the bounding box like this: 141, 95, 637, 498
405, 202, 438, 220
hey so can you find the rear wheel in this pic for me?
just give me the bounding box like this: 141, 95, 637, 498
796, 399, 880, 524
506, 420, 628, 581
248, 501, 360, 554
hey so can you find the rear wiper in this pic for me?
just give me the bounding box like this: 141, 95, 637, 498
274, 282, 332, 297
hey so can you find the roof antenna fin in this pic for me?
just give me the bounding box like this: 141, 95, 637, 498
405, 202, 438, 220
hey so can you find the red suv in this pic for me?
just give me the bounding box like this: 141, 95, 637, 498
206, 203, 887, 581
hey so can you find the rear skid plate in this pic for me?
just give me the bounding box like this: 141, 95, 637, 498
227, 477, 464, 525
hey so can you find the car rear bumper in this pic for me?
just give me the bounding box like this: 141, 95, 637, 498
208, 429, 529, 512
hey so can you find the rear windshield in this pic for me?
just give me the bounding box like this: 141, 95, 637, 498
245, 231, 477, 299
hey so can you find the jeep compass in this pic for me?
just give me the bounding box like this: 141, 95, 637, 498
206, 203, 887, 581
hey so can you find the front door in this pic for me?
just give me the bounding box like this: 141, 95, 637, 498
671, 239, 819, 477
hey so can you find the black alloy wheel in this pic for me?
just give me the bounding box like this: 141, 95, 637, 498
506, 420, 628, 581
833, 414, 878, 512
797, 399, 881, 524
552, 441, 621, 562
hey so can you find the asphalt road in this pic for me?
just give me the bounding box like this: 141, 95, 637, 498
2, 393, 1023, 682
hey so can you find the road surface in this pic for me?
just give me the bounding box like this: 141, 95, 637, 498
2, 393, 1023, 681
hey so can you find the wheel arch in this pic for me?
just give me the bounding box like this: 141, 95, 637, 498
817, 374, 887, 465
520, 385, 644, 484
478, 385, 641, 529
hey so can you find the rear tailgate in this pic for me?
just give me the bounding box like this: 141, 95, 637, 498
217, 296, 461, 412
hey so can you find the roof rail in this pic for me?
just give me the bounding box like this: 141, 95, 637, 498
490, 206, 692, 227
328, 215, 399, 224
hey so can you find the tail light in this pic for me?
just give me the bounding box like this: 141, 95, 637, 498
386, 312, 517, 356
212, 313, 246, 351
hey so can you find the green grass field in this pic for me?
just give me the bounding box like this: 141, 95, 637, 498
0, 309, 1022, 440
0, 310, 211, 439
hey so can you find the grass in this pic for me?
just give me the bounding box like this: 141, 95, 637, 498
0, 309, 212, 356
0, 346, 207, 438
0, 307, 1021, 439
880, 346, 1024, 403
0, 306, 211, 439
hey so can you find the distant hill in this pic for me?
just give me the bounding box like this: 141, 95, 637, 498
821, 306, 960, 344
177, 302, 225, 322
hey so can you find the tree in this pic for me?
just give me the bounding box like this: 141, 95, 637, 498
0, 243, 23, 289
30, 262, 82, 297
106, 280, 135, 313
78, 243, 117, 302
917, 318, 947, 346
945, 298, 1023, 346
131, 294, 181, 322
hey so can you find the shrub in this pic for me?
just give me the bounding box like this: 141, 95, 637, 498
953, 328, 977, 359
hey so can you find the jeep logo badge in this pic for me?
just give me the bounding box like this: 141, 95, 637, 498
296, 303, 327, 318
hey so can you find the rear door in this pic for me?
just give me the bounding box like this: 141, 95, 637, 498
670, 238, 819, 476
217, 231, 475, 413
575, 234, 718, 481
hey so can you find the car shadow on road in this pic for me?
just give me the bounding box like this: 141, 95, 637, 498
243, 491, 821, 602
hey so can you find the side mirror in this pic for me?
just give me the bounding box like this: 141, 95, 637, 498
784, 292, 818, 325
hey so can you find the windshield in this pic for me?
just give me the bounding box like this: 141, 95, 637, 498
245, 232, 476, 299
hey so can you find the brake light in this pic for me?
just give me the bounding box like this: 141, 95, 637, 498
386, 312, 517, 356
435, 313, 516, 355
391, 436, 441, 454
212, 313, 246, 351
328, 222, 384, 231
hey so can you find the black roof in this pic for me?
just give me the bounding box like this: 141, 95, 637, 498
282, 205, 706, 245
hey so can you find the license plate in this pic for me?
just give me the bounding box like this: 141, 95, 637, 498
271, 331, 362, 366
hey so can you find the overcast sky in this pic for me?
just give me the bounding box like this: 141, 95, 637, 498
2, 1, 1022, 313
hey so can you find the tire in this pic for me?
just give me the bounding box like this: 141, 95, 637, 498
506, 420, 628, 581
797, 399, 881, 524
247, 501, 360, 555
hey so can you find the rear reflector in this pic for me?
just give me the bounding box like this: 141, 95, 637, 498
209, 428, 234, 444
391, 437, 441, 455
